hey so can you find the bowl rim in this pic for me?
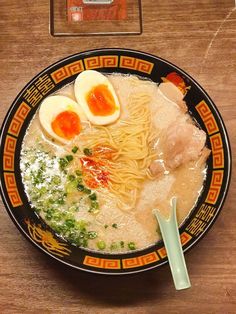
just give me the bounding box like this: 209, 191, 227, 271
0, 48, 232, 275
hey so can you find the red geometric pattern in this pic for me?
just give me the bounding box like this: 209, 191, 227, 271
157, 232, 192, 259
3, 135, 17, 171
122, 252, 159, 269
119, 56, 154, 74
186, 218, 207, 236
195, 100, 211, 118
51, 60, 84, 83
84, 55, 118, 70
205, 116, 219, 135
51, 56, 153, 83
210, 132, 223, 151
210, 133, 224, 168
206, 170, 224, 204
83, 256, 121, 269
8, 102, 31, 137
180, 232, 192, 245
195, 100, 219, 135
4, 172, 22, 207
158, 247, 167, 259
196, 203, 216, 222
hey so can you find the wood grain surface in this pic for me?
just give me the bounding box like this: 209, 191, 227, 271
0, 1, 236, 313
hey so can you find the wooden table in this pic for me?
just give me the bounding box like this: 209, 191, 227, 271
0, 1, 236, 313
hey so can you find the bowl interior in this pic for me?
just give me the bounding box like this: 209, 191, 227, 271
0, 48, 231, 274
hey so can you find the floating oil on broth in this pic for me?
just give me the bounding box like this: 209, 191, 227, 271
20, 73, 209, 253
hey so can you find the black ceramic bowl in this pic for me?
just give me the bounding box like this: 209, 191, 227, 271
0, 48, 231, 274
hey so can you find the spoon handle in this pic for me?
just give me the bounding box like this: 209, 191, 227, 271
153, 198, 191, 290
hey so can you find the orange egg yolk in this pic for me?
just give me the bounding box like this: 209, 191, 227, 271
86, 84, 116, 116
51, 110, 81, 140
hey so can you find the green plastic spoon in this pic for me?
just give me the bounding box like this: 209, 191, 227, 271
152, 197, 191, 290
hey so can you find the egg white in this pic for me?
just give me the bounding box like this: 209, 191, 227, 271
39, 95, 87, 144
74, 70, 120, 125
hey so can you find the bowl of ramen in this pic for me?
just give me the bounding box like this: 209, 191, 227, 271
0, 49, 231, 274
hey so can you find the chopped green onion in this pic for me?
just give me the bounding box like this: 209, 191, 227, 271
52, 175, 61, 185
66, 155, 73, 162
72, 146, 78, 154
75, 170, 82, 176
84, 188, 91, 194
77, 177, 83, 184
68, 205, 79, 212
112, 223, 118, 229
45, 208, 55, 220
68, 174, 76, 181
97, 240, 106, 250
66, 181, 77, 193
57, 197, 65, 205
88, 231, 97, 239
77, 184, 85, 192
89, 193, 97, 200
65, 218, 76, 228
83, 148, 92, 156
40, 163, 46, 171
76, 220, 88, 230
128, 242, 136, 250
59, 158, 68, 169
45, 213, 53, 220
91, 200, 99, 209
104, 224, 108, 229
53, 212, 63, 222
88, 209, 100, 214
120, 241, 124, 248
88, 200, 100, 214
39, 186, 47, 194
110, 242, 118, 250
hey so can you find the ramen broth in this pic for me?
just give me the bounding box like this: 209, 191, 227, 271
20, 74, 208, 252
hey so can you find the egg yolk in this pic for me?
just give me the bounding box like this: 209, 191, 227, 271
51, 111, 81, 140
86, 84, 116, 116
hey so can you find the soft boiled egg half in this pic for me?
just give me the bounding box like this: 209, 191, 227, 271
74, 70, 120, 125
39, 95, 87, 144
